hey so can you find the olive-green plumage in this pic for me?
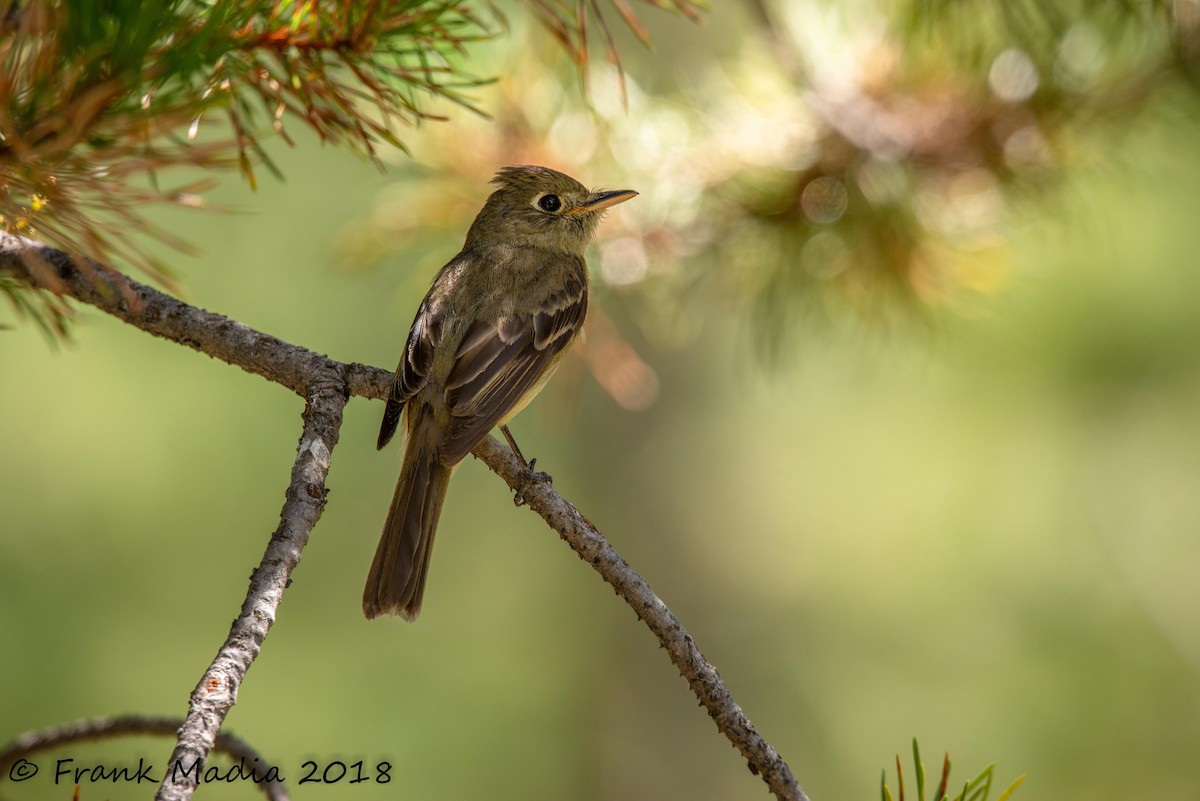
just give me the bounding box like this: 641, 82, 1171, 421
364, 165, 637, 620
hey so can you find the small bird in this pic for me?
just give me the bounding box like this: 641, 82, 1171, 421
364, 165, 637, 620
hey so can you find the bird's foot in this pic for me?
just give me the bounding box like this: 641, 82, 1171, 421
501, 425, 553, 506
513, 457, 554, 507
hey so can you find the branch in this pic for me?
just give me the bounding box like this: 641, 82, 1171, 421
0, 715, 287, 801
154, 380, 344, 801
2, 235, 807, 801
472, 437, 809, 801
0, 233, 390, 400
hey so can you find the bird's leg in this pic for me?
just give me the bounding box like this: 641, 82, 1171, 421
500, 424, 530, 466
499, 425, 552, 507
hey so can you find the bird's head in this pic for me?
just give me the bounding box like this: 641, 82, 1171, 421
465, 165, 637, 255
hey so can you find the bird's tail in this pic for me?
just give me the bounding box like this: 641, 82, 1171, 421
363, 412, 451, 621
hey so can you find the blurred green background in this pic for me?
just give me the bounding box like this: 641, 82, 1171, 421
5, 2, 1200, 800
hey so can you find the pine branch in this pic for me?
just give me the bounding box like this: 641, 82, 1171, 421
0, 1, 703, 334
0, 230, 806, 801
0, 1, 496, 282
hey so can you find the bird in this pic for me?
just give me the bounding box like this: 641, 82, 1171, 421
363, 165, 638, 620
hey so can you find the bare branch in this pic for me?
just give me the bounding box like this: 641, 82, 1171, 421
154, 380, 344, 801
0, 715, 288, 801
471, 436, 809, 801
0, 233, 391, 400
2, 235, 806, 801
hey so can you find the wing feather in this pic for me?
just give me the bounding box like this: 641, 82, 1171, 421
377, 298, 443, 450
440, 277, 587, 463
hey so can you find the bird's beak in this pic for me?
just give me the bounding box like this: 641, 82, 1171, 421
566, 189, 639, 216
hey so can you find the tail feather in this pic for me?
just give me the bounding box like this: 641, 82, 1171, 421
363, 417, 451, 620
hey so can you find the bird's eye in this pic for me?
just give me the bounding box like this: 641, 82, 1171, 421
537, 194, 562, 212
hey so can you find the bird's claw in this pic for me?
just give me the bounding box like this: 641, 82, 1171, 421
512, 460, 553, 507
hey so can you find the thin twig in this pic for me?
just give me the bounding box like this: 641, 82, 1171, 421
0, 715, 288, 801
1, 234, 806, 801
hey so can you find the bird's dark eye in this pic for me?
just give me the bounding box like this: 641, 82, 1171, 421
537, 194, 562, 212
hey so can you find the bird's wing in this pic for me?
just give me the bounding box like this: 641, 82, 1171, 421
377, 296, 444, 450
440, 272, 587, 464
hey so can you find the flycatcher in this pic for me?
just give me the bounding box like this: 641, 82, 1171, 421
364, 165, 637, 620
